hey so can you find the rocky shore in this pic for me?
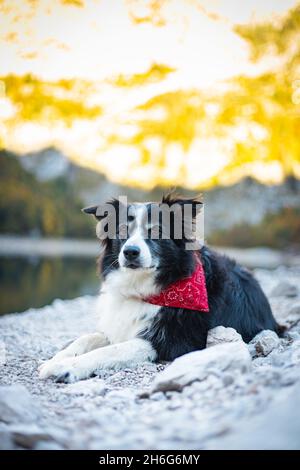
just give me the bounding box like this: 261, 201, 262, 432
0, 267, 300, 450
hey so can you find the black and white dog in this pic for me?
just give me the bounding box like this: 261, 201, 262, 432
39, 194, 279, 383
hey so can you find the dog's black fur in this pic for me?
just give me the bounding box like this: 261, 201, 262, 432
93, 195, 280, 363
140, 245, 279, 361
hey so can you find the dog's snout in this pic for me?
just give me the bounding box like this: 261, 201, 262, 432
123, 245, 140, 260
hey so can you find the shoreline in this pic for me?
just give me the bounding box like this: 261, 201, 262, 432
1, 235, 300, 268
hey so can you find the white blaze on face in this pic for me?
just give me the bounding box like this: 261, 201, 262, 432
118, 204, 153, 269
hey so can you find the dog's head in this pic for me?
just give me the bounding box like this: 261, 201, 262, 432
83, 193, 202, 287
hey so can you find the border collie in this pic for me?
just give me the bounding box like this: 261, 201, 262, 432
39, 194, 280, 383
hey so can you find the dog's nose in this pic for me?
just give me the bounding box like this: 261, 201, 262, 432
123, 245, 140, 260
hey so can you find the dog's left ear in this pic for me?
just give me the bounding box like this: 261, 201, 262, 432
161, 192, 203, 218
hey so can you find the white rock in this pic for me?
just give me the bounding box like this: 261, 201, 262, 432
151, 342, 251, 393
63, 378, 106, 397
249, 330, 280, 357
34, 441, 65, 450
0, 385, 41, 424
289, 303, 300, 316
0, 430, 14, 450
150, 392, 166, 401
106, 388, 136, 401
9, 424, 53, 449
207, 326, 243, 348
270, 281, 298, 298
210, 382, 300, 450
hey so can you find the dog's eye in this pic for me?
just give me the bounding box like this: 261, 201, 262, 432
127, 215, 134, 223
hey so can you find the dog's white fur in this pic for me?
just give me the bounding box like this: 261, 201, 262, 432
39, 263, 160, 383
119, 204, 156, 269
39, 204, 164, 383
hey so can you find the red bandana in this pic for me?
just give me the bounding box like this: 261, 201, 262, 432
145, 261, 209, 312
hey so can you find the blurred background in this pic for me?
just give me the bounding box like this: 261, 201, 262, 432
0, 0, 299, 314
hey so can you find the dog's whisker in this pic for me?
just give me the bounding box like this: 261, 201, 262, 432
102, 258, 119, 276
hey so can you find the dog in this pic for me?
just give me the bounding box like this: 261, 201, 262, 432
39, 194, 280, 383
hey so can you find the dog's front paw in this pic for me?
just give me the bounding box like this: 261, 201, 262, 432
39, 358, 84, 383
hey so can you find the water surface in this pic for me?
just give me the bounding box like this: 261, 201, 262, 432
0, 257, 99, 315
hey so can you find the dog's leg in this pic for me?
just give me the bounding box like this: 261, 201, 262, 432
39, 338, 156, 383
39, 332, 109, 376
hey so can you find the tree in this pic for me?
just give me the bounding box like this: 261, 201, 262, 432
2, 74, 102, 125
211, 3, 300, 184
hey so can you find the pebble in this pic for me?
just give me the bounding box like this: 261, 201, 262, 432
207, 326, 243, 347
270, 281, 298, 298
249, 330, 280, 357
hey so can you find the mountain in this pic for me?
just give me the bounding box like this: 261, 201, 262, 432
1, 148, 299, 248
0, 149, 94, 238
204, 176, 300, 234
20, 148, 71, 182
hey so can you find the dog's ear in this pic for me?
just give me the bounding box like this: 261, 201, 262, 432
82, 205, 108, 221
82, 203, 113, 242
82, 199, 126, 241
82, 198, 127, 220
161, 192, 203, 218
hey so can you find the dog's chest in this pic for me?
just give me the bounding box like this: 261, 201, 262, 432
96, 269, 161, 344
96, 292, 159, 344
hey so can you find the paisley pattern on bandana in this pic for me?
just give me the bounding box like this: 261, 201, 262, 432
145, 261, 209, 312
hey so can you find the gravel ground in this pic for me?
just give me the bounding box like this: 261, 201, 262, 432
1, 266, 300, 450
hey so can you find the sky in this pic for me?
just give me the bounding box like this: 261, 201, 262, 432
0, 0, 298, 188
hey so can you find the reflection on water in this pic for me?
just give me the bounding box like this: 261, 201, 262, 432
0, 257, 99, 315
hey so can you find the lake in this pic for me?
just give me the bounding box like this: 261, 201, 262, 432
0, 238, 297, 315
0, 257, 99, 315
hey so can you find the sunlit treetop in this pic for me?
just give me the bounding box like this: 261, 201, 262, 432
234, 4, 300, 61
212, 3, 300, 185
0, 0, 299, 188
110, 63, 176, 88
135, 90, 205, 151
1, 74, 102, 124
125, 0, 167, 27
60, 0, 85, 7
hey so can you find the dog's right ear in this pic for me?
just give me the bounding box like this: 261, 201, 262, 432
82, 205, 106, 221
82, 205, 98, 215
82, 199, 122, 242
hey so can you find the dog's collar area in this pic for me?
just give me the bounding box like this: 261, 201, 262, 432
144, 260, 209, 312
